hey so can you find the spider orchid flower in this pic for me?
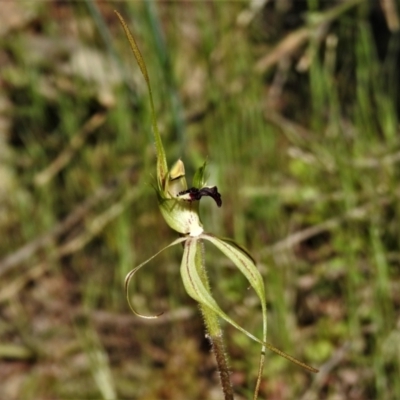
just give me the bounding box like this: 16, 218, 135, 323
115, 11, 318, 400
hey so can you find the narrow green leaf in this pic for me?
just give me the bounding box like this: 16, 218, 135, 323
201, 233, 267, 398
181, 237, 267, 345
187, 234, 319, 374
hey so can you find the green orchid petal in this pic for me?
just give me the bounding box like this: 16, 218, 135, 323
215, 236, 257, 265
201, 233, 267, 398
181, 236, 267, 346
183, 235, 319, 374
125, 237, 187, 318
201, 234, 265, 302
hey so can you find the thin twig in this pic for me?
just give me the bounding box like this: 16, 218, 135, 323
56, 186, 139, 256
255, 0, 364, 74
0, 166, 138, 277
0, 186, 140, 303
300, 342, 351, 400
34, 112, 107, 187
261, 196, 391, 256
379, 0, 400, 32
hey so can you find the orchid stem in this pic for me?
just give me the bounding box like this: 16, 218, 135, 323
195, 240, 234, 400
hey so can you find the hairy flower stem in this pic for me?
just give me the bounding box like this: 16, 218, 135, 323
195, 240, 234, 400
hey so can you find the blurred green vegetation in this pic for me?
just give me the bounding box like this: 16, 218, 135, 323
0, 1, 399, 399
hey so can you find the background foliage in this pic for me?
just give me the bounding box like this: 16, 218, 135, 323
0, 1, 399, 399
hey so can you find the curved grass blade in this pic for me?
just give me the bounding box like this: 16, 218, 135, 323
125, 237, 186, 318
114, 10, 168, 187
